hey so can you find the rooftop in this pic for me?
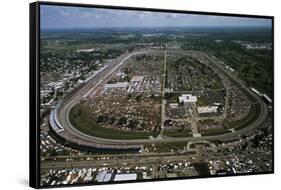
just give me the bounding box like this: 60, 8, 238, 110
179, 94, 197, 104
114, 173, 137, 181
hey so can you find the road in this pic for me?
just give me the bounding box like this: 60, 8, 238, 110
41, 151, 268, 170
53, 50, 269, 148
160, 43, 168, 136
41, 153, 197, 170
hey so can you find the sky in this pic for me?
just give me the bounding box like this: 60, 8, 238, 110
40, 5, 272, 29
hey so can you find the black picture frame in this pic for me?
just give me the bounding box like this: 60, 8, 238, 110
30, 1, 274, 188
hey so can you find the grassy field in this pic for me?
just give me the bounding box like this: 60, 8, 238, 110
144, 141, 191, 153
200, 128, 232, 136
201, 102, 261, 136
162, 130, 192, 138
215, 51, 272, 97
205, 52, 263, 133
69, 105, 153, 140
223, 102, 261, 131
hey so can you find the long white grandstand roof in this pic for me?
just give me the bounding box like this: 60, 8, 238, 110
114, 173, 137, 181
104, 82, 128, 88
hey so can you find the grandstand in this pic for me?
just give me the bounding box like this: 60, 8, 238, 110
49, 106, 143, 153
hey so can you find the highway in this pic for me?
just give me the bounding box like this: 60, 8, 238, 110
53, 50, 269, 148
41, 151, 268, 170
41, 153, 198, 170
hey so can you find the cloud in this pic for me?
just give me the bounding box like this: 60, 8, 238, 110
40, 5, 272, 29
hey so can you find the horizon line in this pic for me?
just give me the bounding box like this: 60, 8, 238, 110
41, 25, 272, 30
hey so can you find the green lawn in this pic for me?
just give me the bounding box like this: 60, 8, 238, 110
201, 103, 261, 137
201, 128, 232, 136
223, 102, 261, 131
162, 130, 192, 138
144, 141, 191, 153
69, 105, 152, 140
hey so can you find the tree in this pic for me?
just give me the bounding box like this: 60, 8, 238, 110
109, 117, 116, 125
118, 117, 127, 125
128, 120, 138, 129
97, 115, 104, 123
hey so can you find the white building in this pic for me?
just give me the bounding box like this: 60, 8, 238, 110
114, 173, 137, 181
197, 106, 219, 114
104, 82, 128, 89
179, 94, 197, 104
170, 103, 179, 108
130, 75, 144, 82
250, 87, 262, 96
